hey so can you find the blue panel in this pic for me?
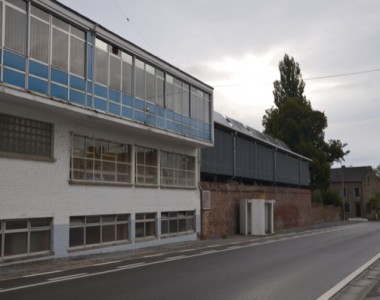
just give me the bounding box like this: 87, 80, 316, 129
94, 83, 107, 98
3, 68, 25, 88
190, 128, 198, 138
190, 119, 198, 128
51, 68, 68, 85
166, 120, 174, 131
3, 51, 26, 71
87, 81, 93, 94
28, 76, 48, 94
183, 116, 191, 125
198, 120, 205, 130
183, 126, 190, 136
156, 106, 165, 117
87, 44, 93, 80
165, 110, 174, 119
122, 106, 133, 119
134, 110, 145, 122
70, 75, 85, 91
87, 95, 92, 107
134, 98, 144, 111
122, 93, 133, 106
146, 103, 155, 114
145, 114, 155, 126
29, 60, 48, 78
51, 83, 68, 100
156, 117, 165, 129
109, 89, 121, 103
109, 102, 121, 115
174, 123, 183, 134
174, 113, 182, 122
94, 97, 107, 112
70, 89, 85, 106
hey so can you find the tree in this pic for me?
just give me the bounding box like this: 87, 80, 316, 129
374, 164, 380, 178
262, 54, 349, 190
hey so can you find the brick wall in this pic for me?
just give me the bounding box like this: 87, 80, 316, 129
200, 182, 340, 238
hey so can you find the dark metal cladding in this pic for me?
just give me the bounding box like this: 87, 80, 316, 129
201, 112, 311, 187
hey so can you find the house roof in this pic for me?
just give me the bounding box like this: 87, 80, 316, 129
330, 166, 373, 183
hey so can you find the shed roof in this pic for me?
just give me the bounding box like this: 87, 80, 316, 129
213, 111, 310, 161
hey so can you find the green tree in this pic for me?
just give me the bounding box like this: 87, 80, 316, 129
263, 54, 349, 190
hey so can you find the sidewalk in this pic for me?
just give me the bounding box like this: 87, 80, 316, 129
1, 221, 379, 299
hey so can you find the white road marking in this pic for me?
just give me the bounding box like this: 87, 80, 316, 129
316, 252, 380, 300
117, 262, 146, 269
201, 250, 218, 255
165, 255, 186, 261
93, 260, 121, 266
23, 270, 63, 278
143, 253, 164, 258
48, 273, 88, 282
179, 248, 196, 252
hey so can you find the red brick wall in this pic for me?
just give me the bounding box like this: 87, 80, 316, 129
200, 182, 340, 238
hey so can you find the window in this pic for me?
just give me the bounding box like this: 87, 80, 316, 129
156, 70, 165, 106
135, 59, 145, 99
161, 211, 195, 236
135, 213, 156, 239
121, 52, 133, 95
110, 52, 122, 91
343, 188, 347, 198
95, 38, 109, 85
52, 17, 69, 71
354, 187, 360, 197
160, 151, 196, 187
135, 146, 158, 185
145, 64, 155, 103
4, 0, 27, 55
71, 134, 132, 184
70, 27, 86, 77
190, 87, 211, 123
30, 5, 50, 64
0, 218, 52, 259
69, 214, 129, 249
166, 75, 174, 110
0, 113, 53, 158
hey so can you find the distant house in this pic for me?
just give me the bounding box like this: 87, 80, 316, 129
330, 166, 380, 218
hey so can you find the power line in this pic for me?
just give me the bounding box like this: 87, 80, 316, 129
304, 68, 380, 81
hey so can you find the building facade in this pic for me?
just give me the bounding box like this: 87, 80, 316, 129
330, 166, 380, 218
0, 0, 213, 263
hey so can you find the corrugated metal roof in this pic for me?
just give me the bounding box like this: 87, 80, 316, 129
213, 112, 309, 161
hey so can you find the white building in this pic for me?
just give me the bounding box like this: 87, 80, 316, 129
0, 0, 213, 263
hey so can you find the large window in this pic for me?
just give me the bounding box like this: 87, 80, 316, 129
354, 187, 360, 197
94, 38, 109, 85
191, 87, 211, 124
0, 218, 52, 259
161, 211, 195, 236
4, 0, 27, 55
69, 214, 129, 249
71, 134, 132, 184
160, 151, 196, 187
135, 146, 158, 185
135, 213, 156, 239
0, 113, 53, 158
30, 5, 49, 64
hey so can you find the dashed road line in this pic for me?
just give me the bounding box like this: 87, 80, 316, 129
93, 260, 122, 266
143, 253, 164, 258
165, 255, 186, 261
117, 262, 146, 269
179, 248, 197, 252
23, 270, 63, 278
48, 273, 88, 282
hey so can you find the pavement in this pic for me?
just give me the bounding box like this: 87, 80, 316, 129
1, 221, 380, 299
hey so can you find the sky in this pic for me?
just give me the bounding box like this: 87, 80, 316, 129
60, 0, 380, 168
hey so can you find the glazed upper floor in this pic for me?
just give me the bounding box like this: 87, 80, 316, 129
0, 0, 213, 145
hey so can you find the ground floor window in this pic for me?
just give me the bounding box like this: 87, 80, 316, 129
0, 218, 52, 259
135, 213, 156, 239
161, 211, 195, 236
69, 214, 129, 249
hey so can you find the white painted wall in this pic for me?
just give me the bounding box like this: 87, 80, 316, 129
0, 95, 201, 259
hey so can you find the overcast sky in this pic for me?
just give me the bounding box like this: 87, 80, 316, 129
60, 0, 380, 168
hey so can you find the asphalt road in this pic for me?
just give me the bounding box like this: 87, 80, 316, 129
1, 222, 380, 300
